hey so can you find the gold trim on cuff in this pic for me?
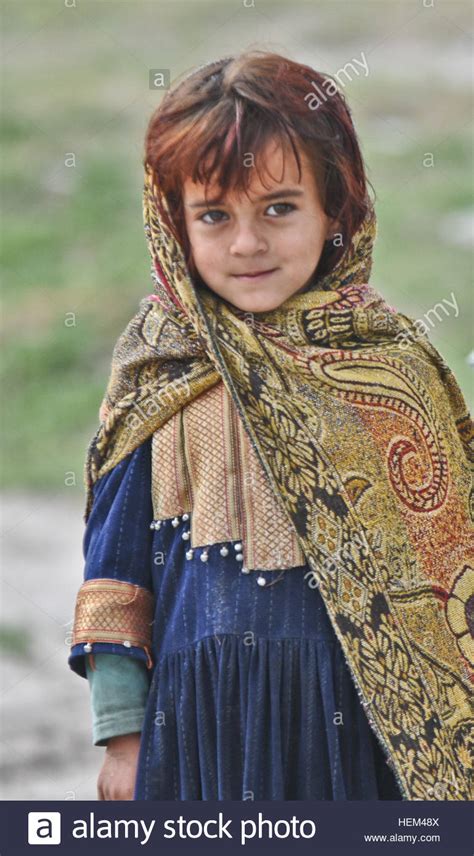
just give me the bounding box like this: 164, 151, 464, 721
71, 579, 155, 669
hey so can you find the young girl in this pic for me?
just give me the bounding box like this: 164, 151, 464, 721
69, 51, 473, 802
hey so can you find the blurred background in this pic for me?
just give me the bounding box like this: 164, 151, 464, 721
1, 0, 472, 799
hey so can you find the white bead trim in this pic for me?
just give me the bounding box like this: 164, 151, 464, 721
151, 513, 193, 529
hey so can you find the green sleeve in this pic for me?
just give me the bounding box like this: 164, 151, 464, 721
85, 652, 151, 747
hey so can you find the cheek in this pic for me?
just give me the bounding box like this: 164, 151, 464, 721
191, 242, 215, 272
184, 227, 206, 267
281, 221, 325, 261
186, 225, 216, 261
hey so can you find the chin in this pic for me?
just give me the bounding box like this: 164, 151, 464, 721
229, 293, 284, 312
234, 301, 279, 314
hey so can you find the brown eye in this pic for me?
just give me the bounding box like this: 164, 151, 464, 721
266, 202, 296, 216
199, 210, 227, 225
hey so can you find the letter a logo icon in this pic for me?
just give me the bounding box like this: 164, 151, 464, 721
28, 812, 61, 844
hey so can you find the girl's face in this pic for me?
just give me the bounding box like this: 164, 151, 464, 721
182, 138, 338, 314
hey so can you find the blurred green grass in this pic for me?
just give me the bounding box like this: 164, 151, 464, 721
0, 625, 32, 659
2, 0, 472, 490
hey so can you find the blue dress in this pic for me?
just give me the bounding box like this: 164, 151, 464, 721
69, 436, 403, 801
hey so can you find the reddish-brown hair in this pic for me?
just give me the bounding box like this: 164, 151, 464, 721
143, 50, 375, 282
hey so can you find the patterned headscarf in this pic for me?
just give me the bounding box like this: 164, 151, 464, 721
84, 163, 474, 801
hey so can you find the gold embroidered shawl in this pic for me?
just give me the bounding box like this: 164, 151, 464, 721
150, 380, 305, 569
84, 164, 474, 800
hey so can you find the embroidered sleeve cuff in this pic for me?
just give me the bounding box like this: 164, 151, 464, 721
68, 578, 155, 677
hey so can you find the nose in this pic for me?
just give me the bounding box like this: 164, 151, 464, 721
229, 219, 268, 256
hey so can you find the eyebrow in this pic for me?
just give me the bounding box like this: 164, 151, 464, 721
186, 188, 305, 209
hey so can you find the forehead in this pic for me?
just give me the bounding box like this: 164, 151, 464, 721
182, 138, 315, 202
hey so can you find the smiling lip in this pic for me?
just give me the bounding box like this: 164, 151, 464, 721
232, 268, 278, 279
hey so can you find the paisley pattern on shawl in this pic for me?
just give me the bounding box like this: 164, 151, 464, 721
83, 164, 474, 800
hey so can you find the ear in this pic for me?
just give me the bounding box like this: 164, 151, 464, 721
325, 216, 340, 241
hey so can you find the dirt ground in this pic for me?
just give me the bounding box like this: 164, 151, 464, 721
1, 492, 101, 800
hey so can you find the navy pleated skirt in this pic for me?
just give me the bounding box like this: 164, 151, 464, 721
133, 479, 403, 800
